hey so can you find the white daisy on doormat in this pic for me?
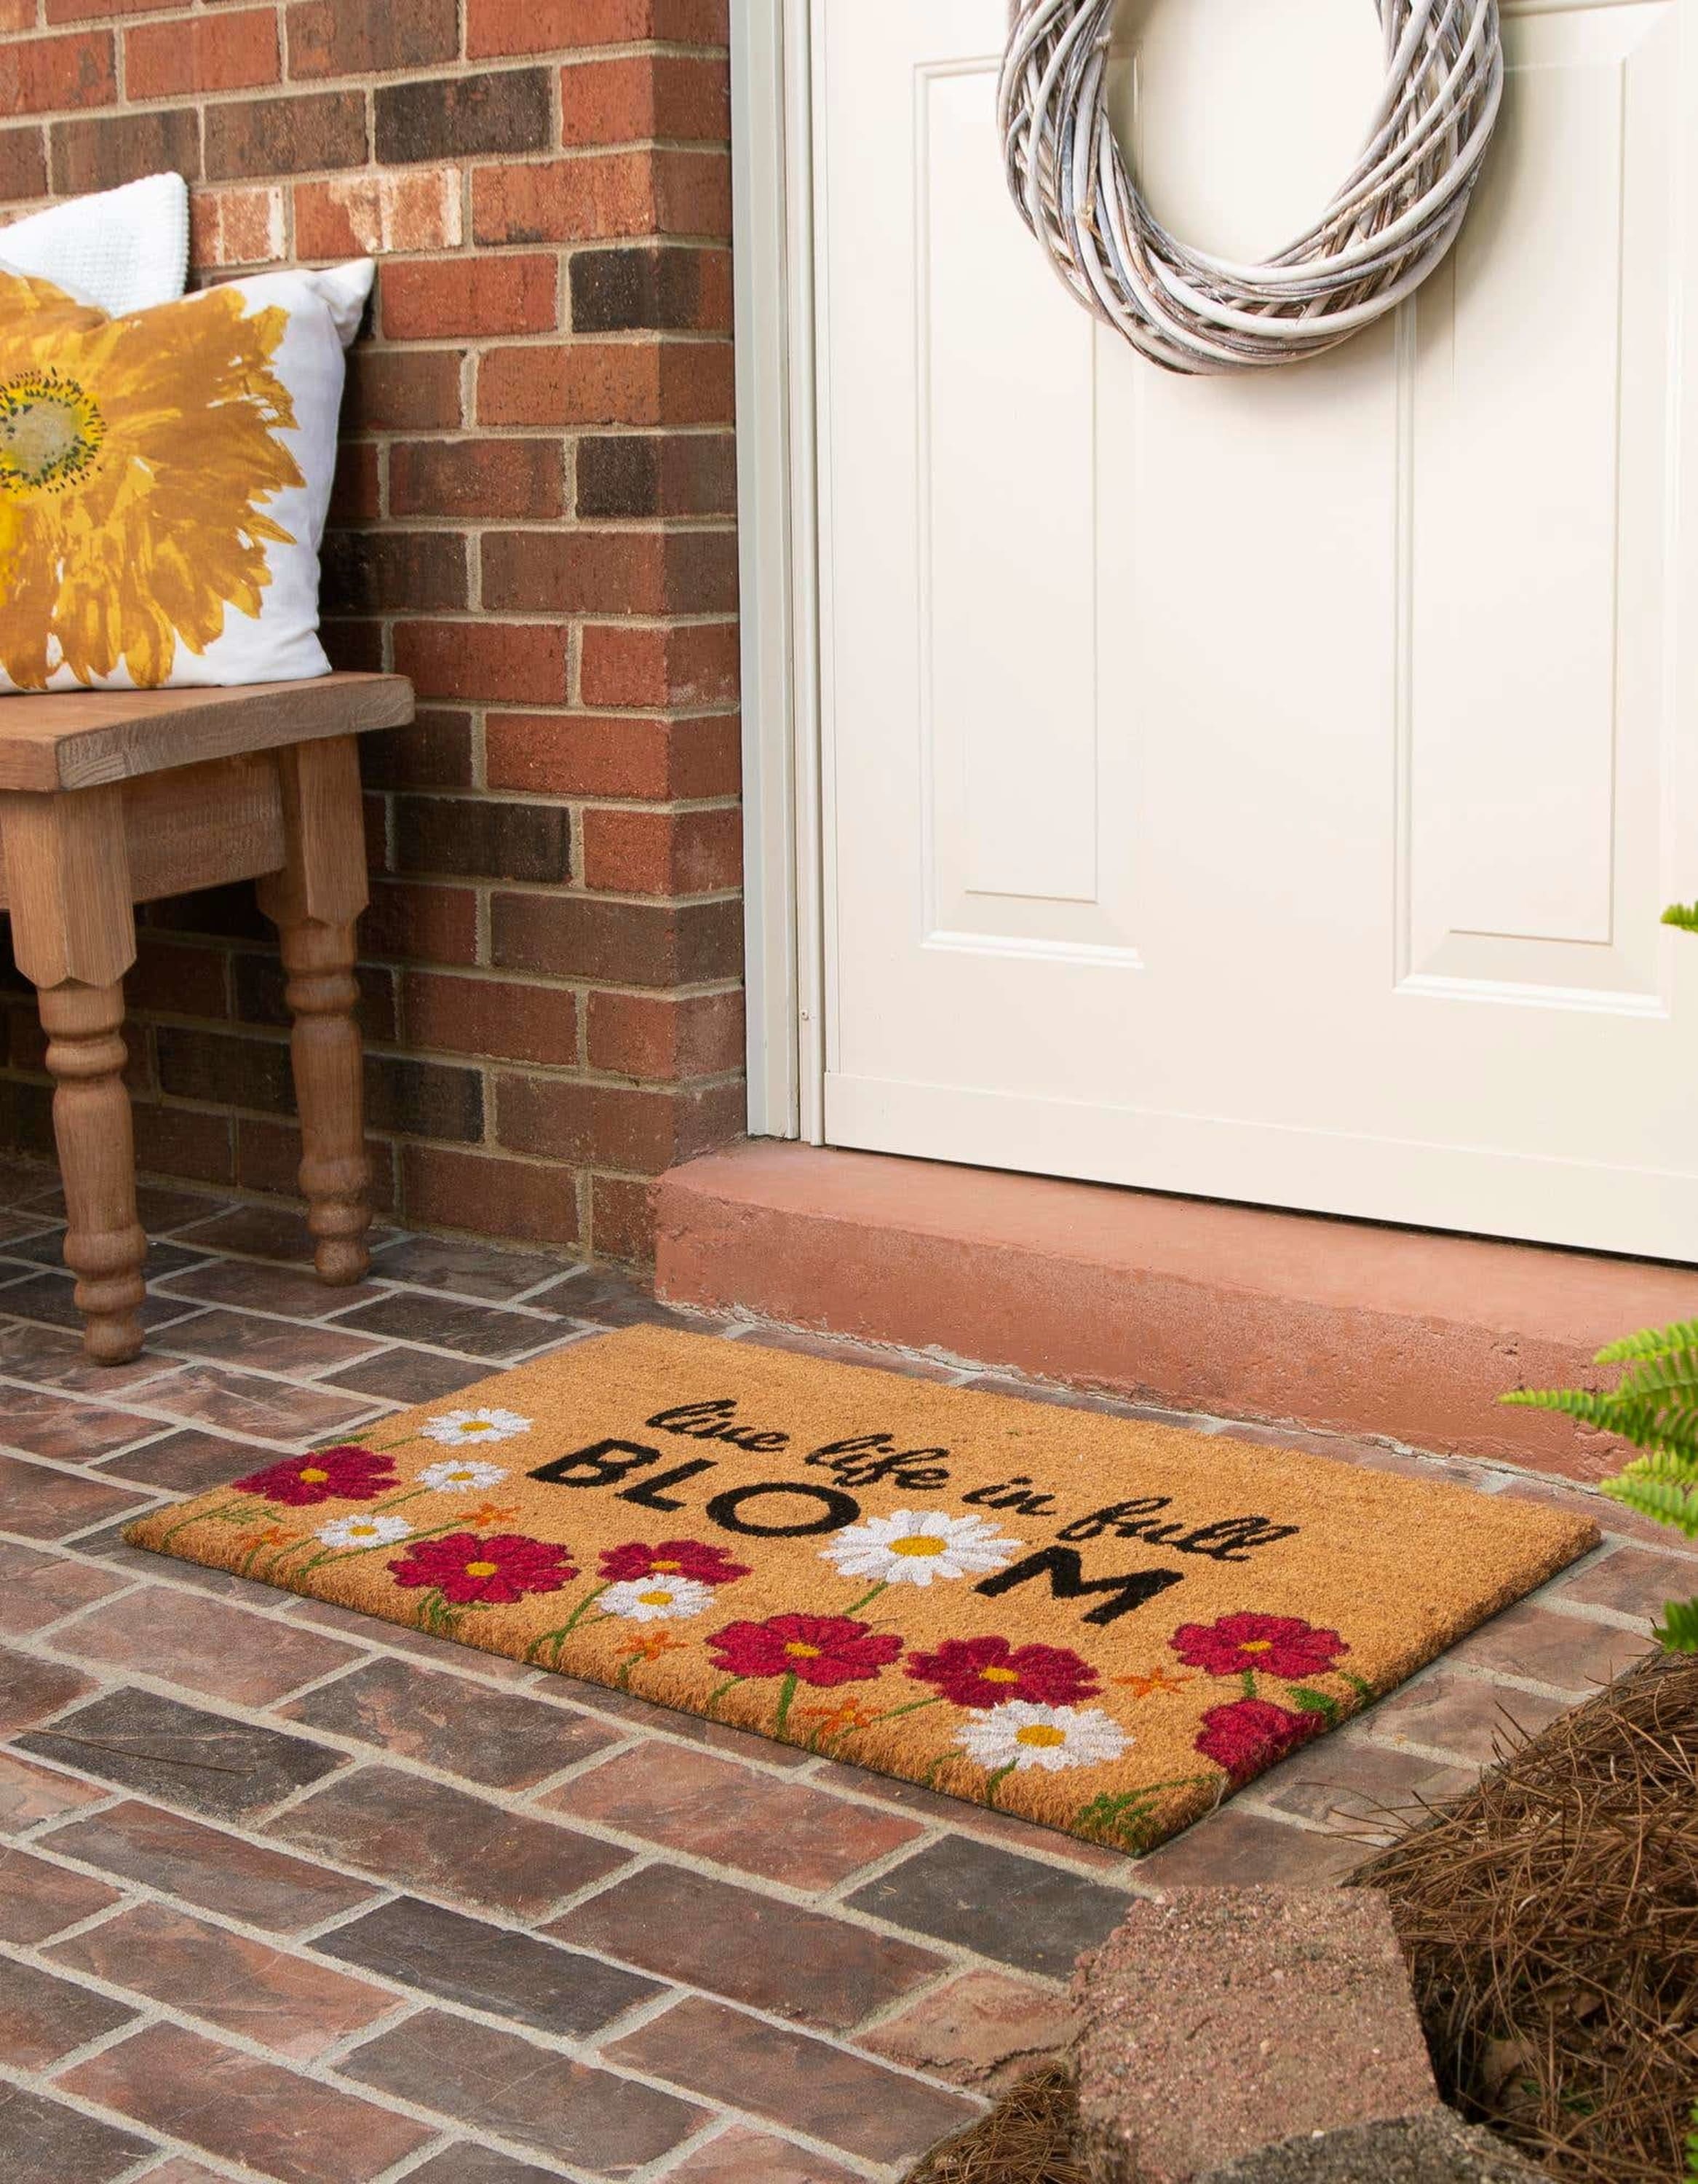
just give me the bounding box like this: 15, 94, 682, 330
418, 1408, 532, 1447
417, 1458, 511, 1493
599, 1576, 717, 1622
315, 1513, 414, 1551
955, 1702, 1130, 1773
820, 1508, 1025, 1588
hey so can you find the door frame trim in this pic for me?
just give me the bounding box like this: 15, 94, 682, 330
732, 0, 823, 1142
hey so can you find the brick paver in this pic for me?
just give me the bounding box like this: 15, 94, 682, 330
0, 1155, 1675, 2180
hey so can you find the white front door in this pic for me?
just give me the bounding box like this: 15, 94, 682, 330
809, 0, 1698, 1259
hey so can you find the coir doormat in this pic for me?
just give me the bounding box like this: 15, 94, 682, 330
125, 1326, 1598, 1852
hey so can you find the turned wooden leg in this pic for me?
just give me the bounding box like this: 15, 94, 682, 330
39, 981, 147, 1363
258, 737, 372, 1287
275, 914, 370, 1284
0, 784, 145, 1364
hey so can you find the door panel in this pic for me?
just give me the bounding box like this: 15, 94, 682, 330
815, 0, 1698, 1257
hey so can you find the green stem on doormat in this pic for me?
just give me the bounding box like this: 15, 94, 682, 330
983, 1760, 1018, 1808
154, 1497, 261, 1553
523, 1581, 609, 1665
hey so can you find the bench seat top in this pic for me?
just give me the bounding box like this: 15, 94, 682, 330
0, 673, 414, 794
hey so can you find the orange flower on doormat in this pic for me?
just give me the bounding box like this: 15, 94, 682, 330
1114, 1668, 1193, 1701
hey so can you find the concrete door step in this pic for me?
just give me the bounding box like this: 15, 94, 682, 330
654, 1140, 1698, 1481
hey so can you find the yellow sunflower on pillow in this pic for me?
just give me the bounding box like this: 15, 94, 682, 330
0, 272, 303, 689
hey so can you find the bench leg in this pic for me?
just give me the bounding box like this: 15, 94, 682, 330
258, 737, 372, 1288
274, 914, 370, 1285
0, 786, 145, 1365
40, 981, 148, 1364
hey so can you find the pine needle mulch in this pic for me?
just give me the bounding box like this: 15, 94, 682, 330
1360, 1650, 1698, 2184
903, 2065, 1087, 2184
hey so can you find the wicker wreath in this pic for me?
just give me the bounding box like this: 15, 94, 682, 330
998, 0, 1504, 373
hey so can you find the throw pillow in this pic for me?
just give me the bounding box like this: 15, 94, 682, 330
0, 259, 373, 694
0, 173, 190, 317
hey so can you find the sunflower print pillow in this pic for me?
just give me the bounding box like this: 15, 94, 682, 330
0, 258, 371, 694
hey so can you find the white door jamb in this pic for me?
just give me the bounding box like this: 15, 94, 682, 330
731, 0, 825, 1142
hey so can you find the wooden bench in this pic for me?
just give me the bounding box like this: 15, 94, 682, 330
0, 673, 414, 1365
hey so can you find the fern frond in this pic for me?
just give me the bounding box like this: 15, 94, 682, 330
1607, 1447, 1698, 1489
1501, 1386, 1665, 1439
1655, 1598, 1698, 1655
1613, 1350, 1698, 1405
1596, 1318, 1698, 1364
1600, 1463, 1698, 1539
1504, 1323, 1698, 1616
1662, 901, 1698, 933
1501, 1385, 1618, 1423
1503, 1383, 1698, 1460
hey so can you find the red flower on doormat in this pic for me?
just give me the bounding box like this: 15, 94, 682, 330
598, 1539, 753, 1588
1170, 1613, 1347, 1682
707, 1613, 903, 1688
387, 1532, 577, 1607
233, 1446, 397, 1508
1195, 1696, 1323, 1784
905, 1635, 1102, 1711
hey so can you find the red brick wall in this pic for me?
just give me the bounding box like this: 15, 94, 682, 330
0, 0, 745, 1261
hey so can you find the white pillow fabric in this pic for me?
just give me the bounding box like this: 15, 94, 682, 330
0, 258, 374, 694
0, 173, 189, 317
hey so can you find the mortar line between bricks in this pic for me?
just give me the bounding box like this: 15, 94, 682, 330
0, 1297, 210, 1345
1392, 1652, 1608, 1706
1352, 1727, 1507, 1769
504, 1728, 651, 1805
8, 1779, 129, 1847
4, 1575, 158, 1645
151, 1270, 587, 1331
140, 1333, 397, 1386
0, 1368, 394, 1450
82, 1332, 502, 1401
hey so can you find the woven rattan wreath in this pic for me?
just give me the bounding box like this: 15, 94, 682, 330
999, 0, 1504, 373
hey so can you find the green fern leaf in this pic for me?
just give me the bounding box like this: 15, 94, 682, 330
1614, 1350, 1698, 1406
1504, 1322, 1698, 1621
1600, 1467, 1698, 1539
1501, 1386, 1627, 1428
1597, 1318, 1698, 1364
1614, 1448, 1698, 1486
1663, 902, 1698, 934
1654, 1598, 1698, 1654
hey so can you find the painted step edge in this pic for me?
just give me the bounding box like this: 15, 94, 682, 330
653, 1140, 1698, 1481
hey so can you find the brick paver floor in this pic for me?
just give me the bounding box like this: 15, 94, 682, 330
0, 1156, 1681, 2182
